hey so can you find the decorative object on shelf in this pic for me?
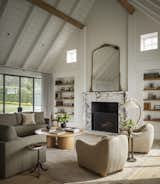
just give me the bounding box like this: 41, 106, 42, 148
144, 102, 151, 110
123, 98, 141, 162
57, 113, 71, 128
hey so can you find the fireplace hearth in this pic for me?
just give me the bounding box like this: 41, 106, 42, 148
92, 102, 119, 133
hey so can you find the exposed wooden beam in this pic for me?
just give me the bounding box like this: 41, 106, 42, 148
118, 0, 135, 14
27, 0, 85, 29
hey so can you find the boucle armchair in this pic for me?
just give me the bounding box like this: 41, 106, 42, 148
76, 135, 128, 177
132, 123, 154, 153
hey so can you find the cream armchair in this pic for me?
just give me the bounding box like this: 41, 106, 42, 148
132, 123, 154, 153
76, 135, 128, 177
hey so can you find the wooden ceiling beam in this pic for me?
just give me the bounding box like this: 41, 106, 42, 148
118, 0, 135, 14
27, 0, 85, 29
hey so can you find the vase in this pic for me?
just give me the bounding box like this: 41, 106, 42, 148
61, 122, 67, 128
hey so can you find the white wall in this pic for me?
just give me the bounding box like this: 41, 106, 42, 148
85, 0, 128, 91
52, 0, 128, 128
128, 10, 160, 139
53, 30, 85, 127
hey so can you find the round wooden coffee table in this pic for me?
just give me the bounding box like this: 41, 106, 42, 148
35, 129, 82, 150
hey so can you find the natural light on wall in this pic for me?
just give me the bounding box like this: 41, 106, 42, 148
140, 32, 158, 52
66, 49, 77, 63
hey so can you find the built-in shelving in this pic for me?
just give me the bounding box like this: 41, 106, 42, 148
143, 71, 160, 123
54, 77, 74, 121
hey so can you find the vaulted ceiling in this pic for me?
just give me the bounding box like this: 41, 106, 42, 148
0, 0, 95, 73
129, 0, 160, 24
0, 0, 160, 74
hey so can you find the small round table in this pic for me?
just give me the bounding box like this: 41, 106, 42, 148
35, 128, 83, 150
28, 143, 47, 178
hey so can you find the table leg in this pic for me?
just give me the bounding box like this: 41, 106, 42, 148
47, 136, 57, 148
58, 136, 74, 150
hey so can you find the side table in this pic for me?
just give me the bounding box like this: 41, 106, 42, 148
28, 143, 47, 178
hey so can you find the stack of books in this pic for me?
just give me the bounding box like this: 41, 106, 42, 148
64, 127, 80, 133
49, 129, 65, 135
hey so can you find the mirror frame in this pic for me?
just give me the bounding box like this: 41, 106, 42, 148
90, 43, 121, 92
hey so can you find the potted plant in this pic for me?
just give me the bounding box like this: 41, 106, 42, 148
57, 113, 70, 128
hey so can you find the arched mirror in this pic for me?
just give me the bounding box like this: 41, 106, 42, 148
90, 44, 120, 92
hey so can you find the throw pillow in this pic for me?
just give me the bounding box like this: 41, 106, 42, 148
22, 113, 36, 125
35, 112, 45, 124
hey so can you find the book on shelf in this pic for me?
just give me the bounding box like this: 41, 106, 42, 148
64, 127, 80, 133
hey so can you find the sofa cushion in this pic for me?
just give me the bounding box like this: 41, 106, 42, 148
0, 125, 18, 141
22, 113, 36, 125
0, 113, 18, 126
35, 112, 45, 124
15, 124, 46, 137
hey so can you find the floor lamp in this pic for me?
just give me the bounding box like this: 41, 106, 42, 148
123, 98, 141, 162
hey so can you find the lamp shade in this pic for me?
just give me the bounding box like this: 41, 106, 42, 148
123, 99, 139, 109
123, 98, 141, 124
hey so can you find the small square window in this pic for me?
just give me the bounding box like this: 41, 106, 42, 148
66, 49, 77, 63
140, 32, 158, 52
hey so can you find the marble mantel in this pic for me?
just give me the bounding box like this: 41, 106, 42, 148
83, 91, 126, 130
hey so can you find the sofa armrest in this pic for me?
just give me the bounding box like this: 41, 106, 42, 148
0, 125, 18, 141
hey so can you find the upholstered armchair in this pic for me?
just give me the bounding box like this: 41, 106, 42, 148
76, 135, 128, 177
132, 123, 154, 153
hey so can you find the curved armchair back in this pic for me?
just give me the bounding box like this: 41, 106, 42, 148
76, 135, 128, 176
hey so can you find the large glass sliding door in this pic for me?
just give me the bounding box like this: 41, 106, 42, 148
21, 77, 33, 112
0, 75, 3, 113
5, 76, 19, 113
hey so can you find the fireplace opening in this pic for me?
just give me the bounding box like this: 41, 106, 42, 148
91, 102, 119, 133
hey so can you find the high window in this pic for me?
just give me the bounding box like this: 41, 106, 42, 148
0, 74, 42, 113
66, 49, 77, 63
140, 32, 158, 51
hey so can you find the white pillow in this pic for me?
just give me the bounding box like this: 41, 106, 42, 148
22, 113, 36, 125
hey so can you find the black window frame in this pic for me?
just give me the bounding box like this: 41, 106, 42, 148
0, 73, 42, 113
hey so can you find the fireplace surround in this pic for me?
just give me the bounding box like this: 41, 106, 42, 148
83, 91, 125, 131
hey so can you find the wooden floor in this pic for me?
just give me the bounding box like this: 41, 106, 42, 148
0, 136, 160, 184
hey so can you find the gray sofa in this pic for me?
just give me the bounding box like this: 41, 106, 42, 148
0, 112, 47, 178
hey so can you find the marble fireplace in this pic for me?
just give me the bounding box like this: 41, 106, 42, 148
83, 91, 125, 131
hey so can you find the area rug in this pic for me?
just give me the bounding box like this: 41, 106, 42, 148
0, 134, 160, 184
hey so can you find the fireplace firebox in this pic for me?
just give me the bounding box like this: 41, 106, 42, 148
91, 102, 119, 133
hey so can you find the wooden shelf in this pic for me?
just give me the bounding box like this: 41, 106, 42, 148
143, 99, 160, 101
55, 106, 74, 108
144, 77, 160, 81
144, 109, 160, 112
55, 98, 74, 100
55, 83, 74, 86
144, 88, 160, 91
144, 119, 160, 122
56, 91, 74, 93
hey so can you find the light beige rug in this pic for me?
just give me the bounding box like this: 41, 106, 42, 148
0, 134, 160, 184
